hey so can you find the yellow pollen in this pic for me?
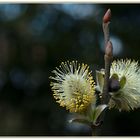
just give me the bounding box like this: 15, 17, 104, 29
50, 61, 96, 113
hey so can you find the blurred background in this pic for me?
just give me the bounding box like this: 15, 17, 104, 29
0, 3, 139, 136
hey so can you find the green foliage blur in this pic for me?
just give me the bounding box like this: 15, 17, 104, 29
0, 4, 140, 136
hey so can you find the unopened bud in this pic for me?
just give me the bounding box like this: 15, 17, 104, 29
103, 9, 111, 23
105, 41, 113, 57
109, 77, 120, 92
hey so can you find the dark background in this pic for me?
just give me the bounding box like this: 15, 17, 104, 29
0, 4, 139, 136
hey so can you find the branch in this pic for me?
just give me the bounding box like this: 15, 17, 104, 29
91, 9, 113, 136
95, 10, 113, 135
102, 9, 113, 104
102, 41, 113, 104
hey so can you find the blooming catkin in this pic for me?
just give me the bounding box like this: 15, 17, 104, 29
109, 59, 140, 111
50, 61, 96, 113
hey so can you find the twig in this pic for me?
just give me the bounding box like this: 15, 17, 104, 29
91, 9, 113, 136
102, 9, 113, 104
102, 41, 113, 104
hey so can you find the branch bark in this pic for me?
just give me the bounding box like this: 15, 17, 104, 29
91, 9, 113, 136
102, 8, 113, 107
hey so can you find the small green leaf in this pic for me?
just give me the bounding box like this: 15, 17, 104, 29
96, 70, 105, 92
92, 104, 108, 124
120, 76, 126, 89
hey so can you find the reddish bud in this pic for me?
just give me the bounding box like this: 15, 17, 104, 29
103, 9, 111, 23
105, 41, 113, 57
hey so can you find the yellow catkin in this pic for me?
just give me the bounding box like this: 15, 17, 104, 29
109, 59, 140, 111
50, 61, 96, 113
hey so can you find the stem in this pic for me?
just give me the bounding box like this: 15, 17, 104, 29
102, 9, 113, 112
91, 127, 97, 136
99, 10, 113, 121
100, 8, 113, 126
103, 22, 110, 48
102, 52, 112, 104
91, 9, 113, 136
91, 124, 100, 136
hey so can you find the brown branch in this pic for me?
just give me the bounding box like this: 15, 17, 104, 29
102, 41, 113, 104
102, 9, 113, 104
91, 9, 113, 136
